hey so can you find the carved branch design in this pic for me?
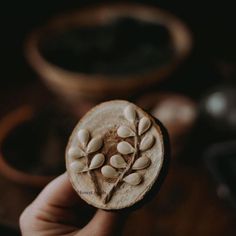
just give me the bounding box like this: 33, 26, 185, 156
102, 105, 154, 203
68, 105, 155, 204
68, 129, 104, 196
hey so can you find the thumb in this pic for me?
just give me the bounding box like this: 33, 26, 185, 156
78, 209, 128, 236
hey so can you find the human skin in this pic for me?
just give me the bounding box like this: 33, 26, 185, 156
20, 173, 127, 236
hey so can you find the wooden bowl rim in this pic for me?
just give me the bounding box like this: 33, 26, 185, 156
0, 106, 55, 188
25, 3, 192, 86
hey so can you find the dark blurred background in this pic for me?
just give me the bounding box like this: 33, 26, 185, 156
0, 1, 236, 235
1, 1, 236, 88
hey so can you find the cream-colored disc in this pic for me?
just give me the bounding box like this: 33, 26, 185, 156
66, 100, 166, 210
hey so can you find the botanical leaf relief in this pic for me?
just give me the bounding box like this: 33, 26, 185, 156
101, 105, 155, 204
68, 105, 155, 204
89, 153, 105, 170
117, 125, 135, 138
68, 129, 103, 196
132, 156, 151, 170
110, 155, 127, 168
101, 165, 119, 178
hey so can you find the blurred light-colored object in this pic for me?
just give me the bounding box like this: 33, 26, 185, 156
137, 93, 197, 156
201, 85, 236, 133
152, 96, 197, 136
25, 4, 192, 104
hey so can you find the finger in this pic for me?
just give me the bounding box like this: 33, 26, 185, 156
33, 172, 80, 208
24, 172, 91, 226
20, 173, 79, 234
79, 210, 128, 236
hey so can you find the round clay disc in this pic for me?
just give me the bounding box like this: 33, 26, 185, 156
66, 100, 167, 210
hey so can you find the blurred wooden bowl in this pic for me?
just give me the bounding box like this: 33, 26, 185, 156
0, 106, 54, 188
25, 4, 192, 103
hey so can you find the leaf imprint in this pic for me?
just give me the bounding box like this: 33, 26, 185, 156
86, 137, 103, 153
101, 165, 119, 178
77, 129, 90, 148
140, 134, 155, 151
132, 156, 151, 170
117, 125, 135, 138
110, 154, 127, 168
89, 153, 105, 170
117, 141, 134, 155
138, 117, 151, 135
124, 105, 136, 123
123, 173, 142, 185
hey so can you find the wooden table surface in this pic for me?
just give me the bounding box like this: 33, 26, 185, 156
124, 161, 236, 236
0, 84, 236, 235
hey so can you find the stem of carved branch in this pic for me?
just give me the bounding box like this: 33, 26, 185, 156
103, 135, 139, 204
86, 154, 101, 196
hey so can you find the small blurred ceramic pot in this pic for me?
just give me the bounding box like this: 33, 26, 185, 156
25, 4, 192, 104
0, 106, 54, 188
200, 84, 236, 135
137, 92, 197, 156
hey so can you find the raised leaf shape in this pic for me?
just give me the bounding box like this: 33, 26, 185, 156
110, 154, 127, 168
132, 156, 151, 170
89, 153, 105, 170
138, 117, 151, 135
140, 134, 155, 151
86, 137, 103, 153
124, 105, 136, 123
123, 173, 142, 185
117, 125, 135, 138
117, 141, 134, 155
101, 165, 118, 178
77, 129, 90, 148
70, 161, 85, 172
68, 147, 84, 158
